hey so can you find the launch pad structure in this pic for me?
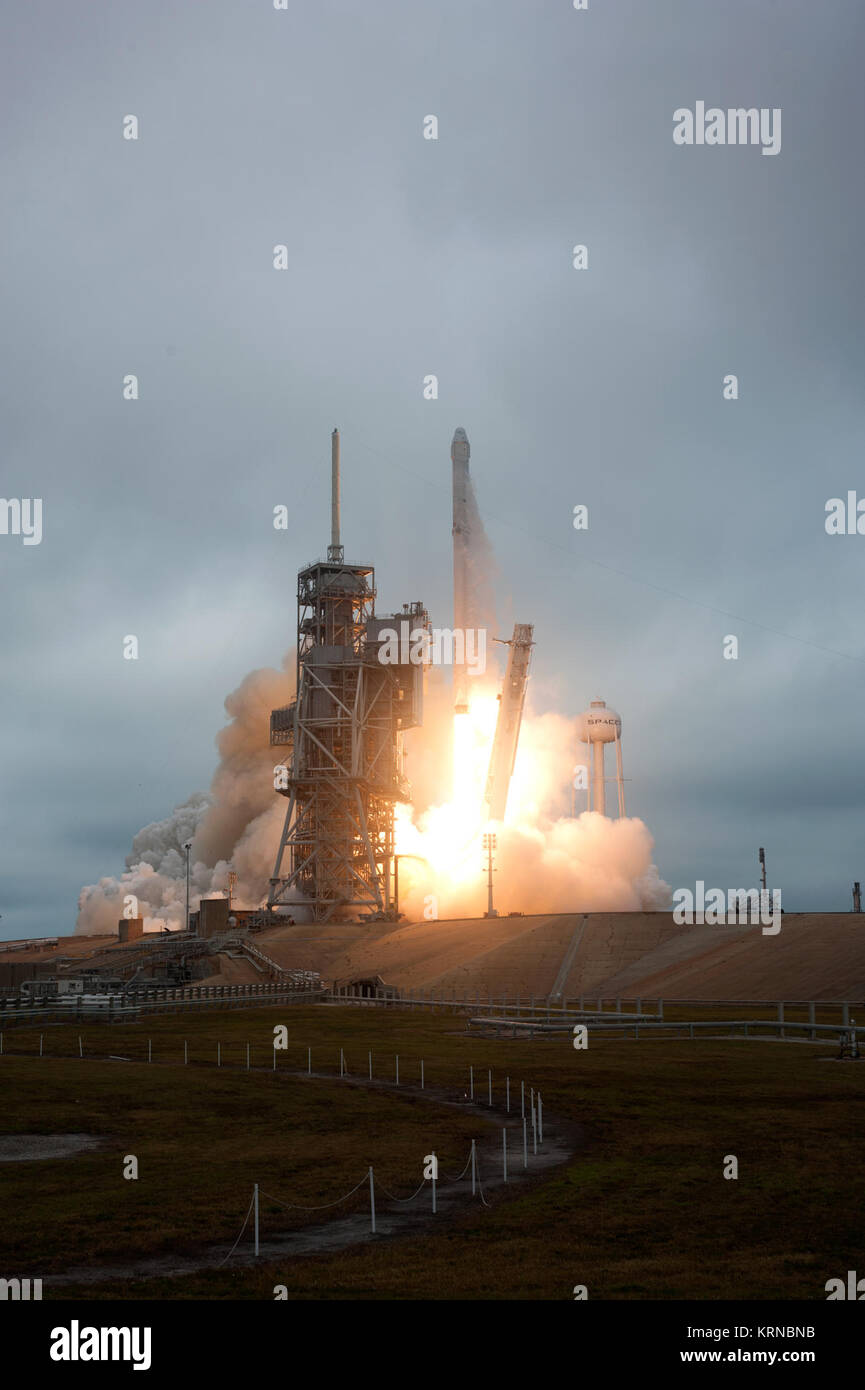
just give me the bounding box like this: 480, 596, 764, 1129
483, 623, 535, 822
267, 430, 428, 923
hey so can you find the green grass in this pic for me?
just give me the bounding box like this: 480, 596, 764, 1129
2, 1005, 863, 1299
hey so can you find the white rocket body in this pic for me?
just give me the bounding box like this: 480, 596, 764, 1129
451, 427, 470, 713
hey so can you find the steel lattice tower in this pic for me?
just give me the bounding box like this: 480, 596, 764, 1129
267, 430, 427, 923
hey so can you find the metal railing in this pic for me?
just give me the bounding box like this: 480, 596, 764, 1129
468, 1015, 863, 1043
0, 976, 324, 1024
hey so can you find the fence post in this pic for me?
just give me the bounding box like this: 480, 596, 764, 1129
432, 1154, 437, 1214
538, 1093, 543, 1144
842, 1002, 850, 1028
658, 998, 664, 1020
502, 1128, 508, 1183
79, 1036, 83, 1059
471, 1140, 476, 1195
184, 1040, 188, 1065
522, 1117, 528, 1168
369, 1166, 376, 1234
254, 1183, 259, 1257
469, 1064, 474, 1100
506, 1076, 510, 1112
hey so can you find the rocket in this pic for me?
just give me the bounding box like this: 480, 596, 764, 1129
451, 427, 470, 713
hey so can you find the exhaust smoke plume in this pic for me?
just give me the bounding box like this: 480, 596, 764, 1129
76, 659, 296, 934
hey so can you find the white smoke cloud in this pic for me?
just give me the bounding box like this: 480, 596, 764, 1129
76, 658, 296, 934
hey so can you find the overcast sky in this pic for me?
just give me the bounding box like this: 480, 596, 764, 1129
2, 0, 864, 938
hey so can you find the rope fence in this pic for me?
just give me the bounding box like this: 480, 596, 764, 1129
185, 1051, 548, 1261
222, 1123, 534, 1261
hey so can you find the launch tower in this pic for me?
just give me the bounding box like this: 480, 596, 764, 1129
267, 430, 428, 922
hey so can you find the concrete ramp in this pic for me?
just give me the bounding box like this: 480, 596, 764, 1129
597, 914, 865, 1001
301, 912, 686, 998
550, 916, 588, 997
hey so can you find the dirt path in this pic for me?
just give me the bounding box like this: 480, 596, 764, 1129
43, 1068, 580, 1287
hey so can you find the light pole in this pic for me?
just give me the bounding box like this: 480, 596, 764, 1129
482, 832, 497, 918
227, 869, 237, 914
183, 841, 192, 934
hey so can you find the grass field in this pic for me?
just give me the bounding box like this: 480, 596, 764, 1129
2, 1003, 863, 1300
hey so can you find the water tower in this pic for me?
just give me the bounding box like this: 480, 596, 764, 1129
576, 699, 625, 817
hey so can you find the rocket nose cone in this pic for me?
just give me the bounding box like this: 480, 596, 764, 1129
451, 426, 470, 463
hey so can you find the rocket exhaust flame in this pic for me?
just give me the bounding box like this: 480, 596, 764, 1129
392, 682, 670, 920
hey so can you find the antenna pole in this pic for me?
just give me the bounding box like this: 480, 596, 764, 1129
328, 428, 343, 562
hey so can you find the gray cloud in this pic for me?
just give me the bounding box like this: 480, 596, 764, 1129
2, 0, 864, 935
